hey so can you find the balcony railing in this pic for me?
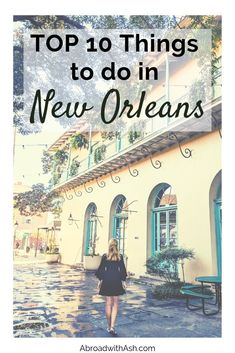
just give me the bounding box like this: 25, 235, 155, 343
51, 77, 221, 189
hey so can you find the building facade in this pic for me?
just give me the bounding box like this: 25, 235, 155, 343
47, 38, 221, 282
13, 182, 49, 250
13, 182, 59, 253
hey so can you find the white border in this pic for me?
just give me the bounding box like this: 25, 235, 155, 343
1, 1, 233, 352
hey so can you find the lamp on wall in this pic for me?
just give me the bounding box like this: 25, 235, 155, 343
68, 213, 80, 228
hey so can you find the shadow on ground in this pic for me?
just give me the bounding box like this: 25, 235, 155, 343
13, 263, 221, 337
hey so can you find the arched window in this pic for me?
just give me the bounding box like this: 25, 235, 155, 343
110, 195, 128, 256
151, 183, 177, 254
84, 203, 97, 255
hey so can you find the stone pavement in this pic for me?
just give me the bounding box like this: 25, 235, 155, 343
13, 263, 221, 338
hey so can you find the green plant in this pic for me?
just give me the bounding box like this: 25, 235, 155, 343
189, 79, 208, 105
41, 150, 53, 174
94, 144, 106, 164
146, 248, 195, 283
151, 281, 213, 300
69, 159, 80, 176
52, 173, 62, 185
101, 131, 120, 141
41, 149, 68, 178
46, 248, 60, 255
128, 130, 141, 144
70, 133, 89, 150
152, 281, 185, 300
51, 150, 69, 185
87, 239, 100, 256
186, 16, 221, 84
53, 149, 68, 166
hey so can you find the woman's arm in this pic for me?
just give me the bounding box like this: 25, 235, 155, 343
95, 254, 106, 280
120, 254, 127, 280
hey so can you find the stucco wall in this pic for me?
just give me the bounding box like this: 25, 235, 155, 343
58, 130, 221, 282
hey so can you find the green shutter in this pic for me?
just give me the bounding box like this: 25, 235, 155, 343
214, 199, 222, 276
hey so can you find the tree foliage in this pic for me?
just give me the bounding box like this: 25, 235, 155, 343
13, 15, 175, 135
14, 183, 64, 216
177, 16, 221, 81
13, 15, 221, 135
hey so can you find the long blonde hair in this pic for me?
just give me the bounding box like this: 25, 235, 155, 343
107, 238, 121, 261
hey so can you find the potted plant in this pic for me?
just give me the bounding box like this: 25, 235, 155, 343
46, 253, 61, 263
128, 130, 141, 144
46, 247, 61, 263
41, 150, 53, 174
83, 238, 102, 270
49, 149, 68, 185
145, 247, 195, 299
70, 133, 89, 150
94, 144, 106, 164
53, 149, 69, 165
45, 231, 62, 263
52, 172, 62, 185
101, 131, 120, 141
69, 159, 80, 177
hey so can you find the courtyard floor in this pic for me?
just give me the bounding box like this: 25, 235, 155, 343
13, 263, 221, 338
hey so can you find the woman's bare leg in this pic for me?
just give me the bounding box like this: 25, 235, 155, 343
110, 296, 119, 329
105, 296, 113, 329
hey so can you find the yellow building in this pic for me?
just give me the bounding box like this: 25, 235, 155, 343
46, 31, 221, 282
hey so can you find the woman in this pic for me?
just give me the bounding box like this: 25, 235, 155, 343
95, 238, 127, 336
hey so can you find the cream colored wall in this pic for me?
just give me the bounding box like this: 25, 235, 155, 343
58, 130, 221, 282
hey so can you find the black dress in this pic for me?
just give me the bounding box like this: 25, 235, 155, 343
95, 254, 127, 296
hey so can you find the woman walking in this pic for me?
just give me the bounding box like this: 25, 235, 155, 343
95, 238, 127, 336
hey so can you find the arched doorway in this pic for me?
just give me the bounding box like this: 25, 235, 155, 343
84, 202, 97, 255
210, 171, 222, 276
110, 195, 128, 256
149, 183, 177, 255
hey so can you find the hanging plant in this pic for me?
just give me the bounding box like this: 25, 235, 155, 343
94, 145, 106, 164
52, 172, 62, 185
101, 131, 120, 141
69, 160, 80, 177
189, 79, 208, 106
70, 133, 89, 150
53, 149, 69, 166
128, 130, 141, 144
41, 150, 53, 174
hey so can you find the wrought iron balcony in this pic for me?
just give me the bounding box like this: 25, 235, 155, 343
50, 77, 221, 193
